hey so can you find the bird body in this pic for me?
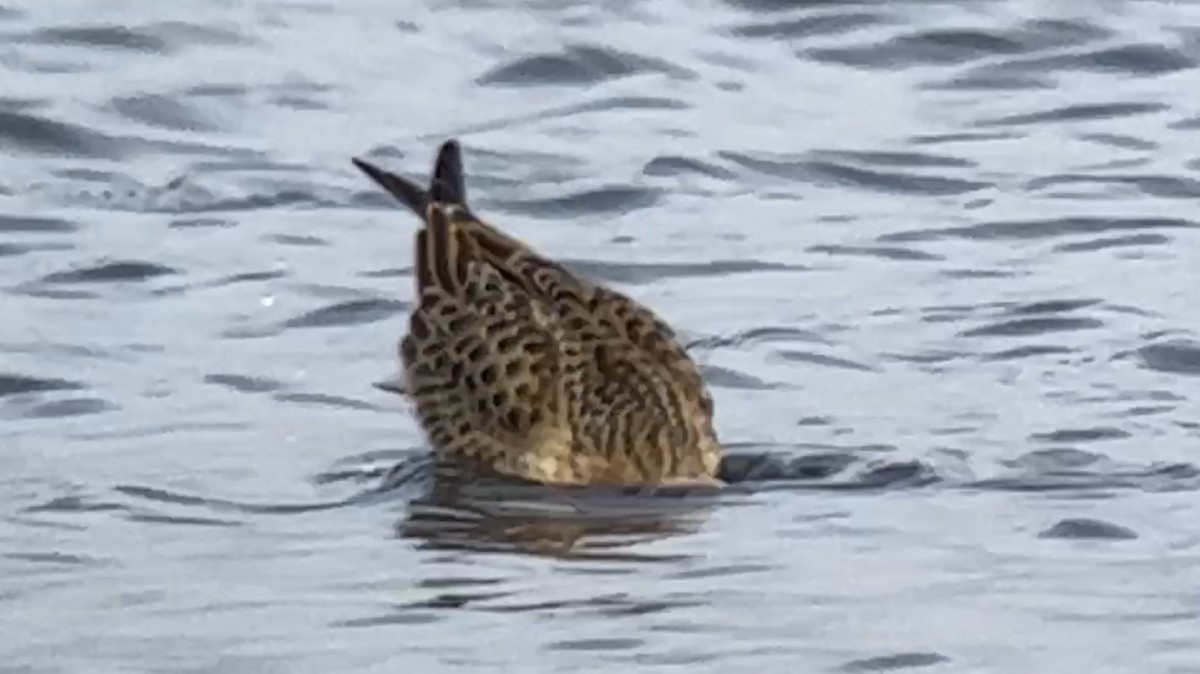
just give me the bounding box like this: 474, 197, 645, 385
352, 140, 721, 487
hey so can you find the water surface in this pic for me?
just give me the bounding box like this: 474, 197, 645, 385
4, 0, 1200, 671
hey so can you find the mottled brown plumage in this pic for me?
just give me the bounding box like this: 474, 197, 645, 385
352, 139, 721, 486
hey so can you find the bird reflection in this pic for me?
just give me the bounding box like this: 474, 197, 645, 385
391, 460, 719, 560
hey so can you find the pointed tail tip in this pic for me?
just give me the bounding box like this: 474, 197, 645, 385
434, 139, 465, 175
431, 138, 467, 206
350, 155, 429, 217
350, 156, 378, 176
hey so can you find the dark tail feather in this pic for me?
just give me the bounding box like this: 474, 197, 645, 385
430, 139, 468, 207
351, 157, 428, 217
422, 203, 471, 294
413, 228, 433, 294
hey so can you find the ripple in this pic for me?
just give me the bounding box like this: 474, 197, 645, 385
1009, 447, 1105, 470
145, 20, 256, 49
1039, 518, 1138, 541
1170, 115, 1200, 130
1053, 233, 1171, 254
20, 398, 116, 419
0, 109, 125, 158
837, 652, 951, 673
447, 95, 688, 137
717, 450, 937, 491
721, 0, 867, 12
698, 365, 780, 390
981, 345, 1075, 361
266, 233, 328, 247
774, 349, 875, 372
977, 102, 1168, 128
933, 69, 1052, 92
165, 217, 231, 230
882, 216, 1195, 243
17, 24, 170, 52
805, 160, 987, 195
4, 551, 110, 567
206, 269, 288, 287
714, 151, 811, 181
0, 240, 92, 258
728, 12, 888, 40
280, 298, 408, 330
336, 613, 441, 628
219, 324, 282, 340
804, 17, 1155, 79
691, 325, 828, 351
1028, 173, 1200, 200
908, 130, 1020, 146
477, 44, 693, 87
548, 637, 644, 652
203, 374, 284, 394
642, 155, 738, 180
1030, 427, 1132, 443
718, 151, 988, 195
357, 267, 410, 279
273, 392, 382, 412
1019, 43, 1194, 76
808, 28, 1026, 68
39, 260, 179, 284
563, 258, 803, 285
270, 93, 327, 111
490, 185, 662, 218
53, 165, 325, 214
955, 299, 1104, 338
314, 449, 423, 486
975, 451, 1200, 493
0, 373, 84, 397
1077, 132, 1157, 151
1015, 18, 1115, 49
669, 562, 774, 580
0, 214, 78, 233
125, 513, 240, 528
108, 94, 220, 132
960, 317, 1103, 338
817, 149, 976, 169
1135, 340, 1200, 376
113, 484, 352, 515
24, 493, 127, 514
808, 244, 944, 262
183, 83, 247, 99
1010, 299, 1101, 314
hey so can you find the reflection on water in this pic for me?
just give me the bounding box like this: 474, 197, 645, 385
395, 465, 716, 561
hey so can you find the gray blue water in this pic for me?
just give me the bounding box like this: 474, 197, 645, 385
4, 0, 1200, 671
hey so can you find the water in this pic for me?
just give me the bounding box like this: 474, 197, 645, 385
3, 0, 1200, 671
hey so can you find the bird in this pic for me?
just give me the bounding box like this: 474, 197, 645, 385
351, 139, 722, 488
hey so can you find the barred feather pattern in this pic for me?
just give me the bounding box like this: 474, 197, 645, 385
353, 141, 721, 486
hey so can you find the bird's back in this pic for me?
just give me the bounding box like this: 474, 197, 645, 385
352, 140, 720, 486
